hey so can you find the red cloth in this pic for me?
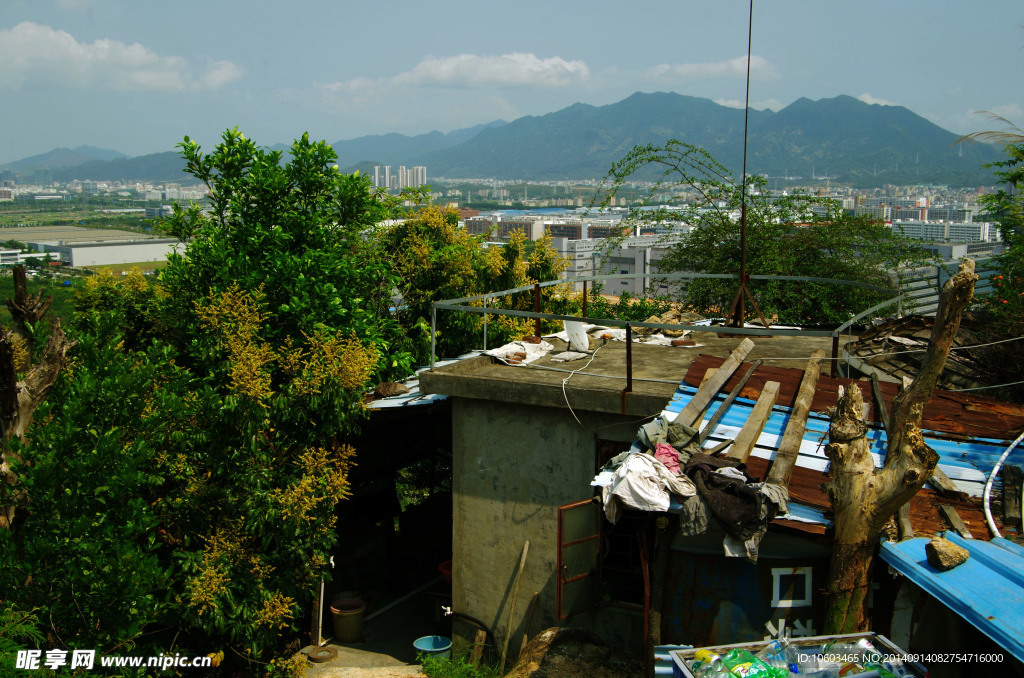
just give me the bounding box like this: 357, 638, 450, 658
654, 443, 681, 475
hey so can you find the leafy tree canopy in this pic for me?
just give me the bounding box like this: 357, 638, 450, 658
0, 130, 405, 675
600, 140, 931, 325
0, 129, 572, 676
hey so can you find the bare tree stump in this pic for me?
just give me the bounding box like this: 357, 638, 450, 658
823, 258, 977, 633
0, 266, 76, 529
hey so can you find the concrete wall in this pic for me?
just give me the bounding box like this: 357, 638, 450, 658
449, 396, 641, 653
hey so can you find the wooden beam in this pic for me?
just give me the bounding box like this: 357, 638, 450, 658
939, 504, 973, 539
697, 360, 763, 447
674, 338, 755, 428
871, 372, 890, 433
1003, 465, 1023, 530
766, 350, 825, 487
928, 466, 967, 500
705, 439, 733, 455
727, 380, 780, 462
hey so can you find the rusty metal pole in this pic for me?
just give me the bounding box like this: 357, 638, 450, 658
831, 332, 840, 378
534, 283, 541, 338
582, 281, 588, 318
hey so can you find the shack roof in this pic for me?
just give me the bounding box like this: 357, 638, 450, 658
421, 330, 1024, 541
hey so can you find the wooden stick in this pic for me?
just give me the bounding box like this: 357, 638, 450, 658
499, 541, 530, 672
896, 503, 914, 541
939, 504, 973, 539
519, 592, 540, 655
727, 380, 780, 462
675, 338, 755, 428
1003, 465, 1023, 529
766, 350, 825, 487
469, 629, 487, 667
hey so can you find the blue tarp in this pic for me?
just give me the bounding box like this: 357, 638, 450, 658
880, 531, 1024, 660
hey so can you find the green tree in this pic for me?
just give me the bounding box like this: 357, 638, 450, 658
601, 140, 929, 325
376, 206, 568, 362
975, 142, 1024, 330
0, 130, 399, 675
962, 141, 1024, 401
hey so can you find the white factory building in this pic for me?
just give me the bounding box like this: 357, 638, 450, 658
28, 239, 185, 267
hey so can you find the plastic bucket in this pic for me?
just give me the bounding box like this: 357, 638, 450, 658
438, 560, 452, 584
413, 635, 452, 660
330, 598, 365, 643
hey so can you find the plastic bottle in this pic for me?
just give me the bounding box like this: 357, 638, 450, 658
721, 648, 776, 678
756, 639, 801, 674
821, 639, 882, 665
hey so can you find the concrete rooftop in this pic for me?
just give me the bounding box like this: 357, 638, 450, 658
420, 330, 836, 417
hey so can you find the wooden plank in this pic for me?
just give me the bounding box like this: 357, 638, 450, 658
699, 368, 717, 389
765, 350, 825, 488
674, 338, 755, 428
697, 360, 763, 446
871, 373, 890, 433
727, 380, 780, 462
939, 504, 973, 539
704, 439, 733, 455
499, 541, 530, 672
928, 466, 967, 500
1003, 465, 1023, 529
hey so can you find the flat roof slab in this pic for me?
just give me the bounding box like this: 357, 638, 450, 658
419, 332, 835, 417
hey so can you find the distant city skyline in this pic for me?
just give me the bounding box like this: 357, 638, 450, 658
2, 0, 1022, 165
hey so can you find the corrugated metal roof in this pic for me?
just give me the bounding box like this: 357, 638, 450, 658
665, 382, 1001, 496
674, 356, 1024, 497
880, 532, 1024, 660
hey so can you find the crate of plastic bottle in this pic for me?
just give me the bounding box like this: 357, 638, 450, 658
669, 633, 926, 678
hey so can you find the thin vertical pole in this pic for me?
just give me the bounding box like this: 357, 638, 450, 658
430, 307, 437, 370
483, 296, 488, 351
625, 322, 633, 393
534, 283, 541, 337
582, 281, 588, 318
831, 332, 839, 379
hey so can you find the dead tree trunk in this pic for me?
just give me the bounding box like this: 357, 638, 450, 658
823, 258, 978, 633
0, 266, 75, 529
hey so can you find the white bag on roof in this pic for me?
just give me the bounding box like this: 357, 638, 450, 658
602, 453, 696, 524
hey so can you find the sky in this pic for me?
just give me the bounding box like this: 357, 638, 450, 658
2, 0, 1023, 165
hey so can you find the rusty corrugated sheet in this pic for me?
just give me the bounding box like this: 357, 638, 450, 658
683, 354, 1024, 441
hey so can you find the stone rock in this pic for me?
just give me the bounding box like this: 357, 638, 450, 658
634, 308, 705, 337
374, 382, 410, 398
504, 627, 642, 678
925, 535, 969, 571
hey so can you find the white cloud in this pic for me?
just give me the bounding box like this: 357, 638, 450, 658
648, 55, 779, 81
857, 93, 899, 107
0, 22, 243, 92
323, 52, 589, 94
714, 98, 784, 111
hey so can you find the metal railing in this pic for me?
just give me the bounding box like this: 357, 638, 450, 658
430, 272, 907, 380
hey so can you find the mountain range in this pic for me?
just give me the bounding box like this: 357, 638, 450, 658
1, 93, 1003, 188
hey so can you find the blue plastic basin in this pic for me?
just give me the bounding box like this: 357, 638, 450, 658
413, 635, 452, 659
